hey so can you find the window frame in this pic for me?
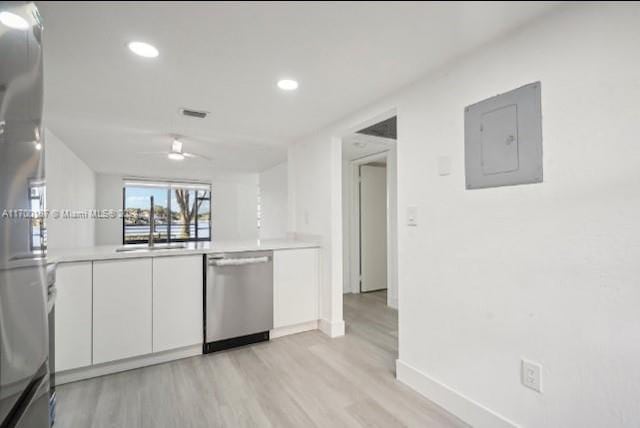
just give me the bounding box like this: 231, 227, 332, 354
122, 180, 212, 245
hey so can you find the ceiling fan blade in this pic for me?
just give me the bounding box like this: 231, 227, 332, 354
183, 152, 212, 161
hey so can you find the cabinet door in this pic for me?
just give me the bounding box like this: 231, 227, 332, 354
273, 249, 319, 328
93, 258, 152, 364
55, 262, 92, 372
152, 256, 203, 352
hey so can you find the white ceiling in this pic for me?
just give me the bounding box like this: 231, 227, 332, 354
37, 1, 557, 177
343, 134, 395, 161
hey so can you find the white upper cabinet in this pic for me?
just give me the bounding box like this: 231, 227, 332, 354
152, 255, 203, 352
93, 258, 153, 364
273, 248, 319, 328
55, 262, 92, 372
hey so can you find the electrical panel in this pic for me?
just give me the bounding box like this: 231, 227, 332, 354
464, 82, 543, 189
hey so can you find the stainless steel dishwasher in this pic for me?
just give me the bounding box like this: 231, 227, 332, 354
204, 251, 273, 353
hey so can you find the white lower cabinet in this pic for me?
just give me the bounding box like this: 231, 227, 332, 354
92, 258, 153, 364
273, 248, 319, 328
54, 246, 320, 380
152, 255, 203, 352
55, 262, 92, 372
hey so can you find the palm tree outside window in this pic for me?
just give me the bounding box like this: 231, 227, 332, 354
123, 180, 211, 244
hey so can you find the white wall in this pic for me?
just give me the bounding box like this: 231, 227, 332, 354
94, 173, 259, 245
45, 129, 96, 249
288, 6, 640, 427
288, 136, 344, 337
258, 162, 288, 239
212, 178, 259, 241
94, 174, 122, 245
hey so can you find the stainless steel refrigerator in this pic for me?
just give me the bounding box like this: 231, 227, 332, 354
1, 2, 54, 427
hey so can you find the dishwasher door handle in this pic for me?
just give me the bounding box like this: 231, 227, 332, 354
208, 256, 269, 267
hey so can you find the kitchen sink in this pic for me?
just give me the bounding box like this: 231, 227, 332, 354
115, 243, 188, 253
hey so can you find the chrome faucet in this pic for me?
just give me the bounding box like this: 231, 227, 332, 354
148, 196, 155, 248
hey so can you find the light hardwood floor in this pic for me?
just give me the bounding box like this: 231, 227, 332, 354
55, 291, 467, 428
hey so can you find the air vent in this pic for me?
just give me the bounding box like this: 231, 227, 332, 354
357, 116, 397, 139
181, 108, 209, 119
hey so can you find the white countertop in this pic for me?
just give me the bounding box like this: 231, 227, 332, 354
48, 239, 320, 263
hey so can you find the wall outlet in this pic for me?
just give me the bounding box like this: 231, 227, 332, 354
521, 359, 542, 393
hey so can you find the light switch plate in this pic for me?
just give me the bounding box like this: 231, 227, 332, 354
407, 206, 418, 227
521, 359, 542, 393
437, 156, 452, 176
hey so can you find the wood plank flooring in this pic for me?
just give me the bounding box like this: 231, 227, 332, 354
55, 291, 468, 428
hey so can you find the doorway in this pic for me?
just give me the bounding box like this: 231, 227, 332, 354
359, 161, 387, 292
341, 115, 397, 308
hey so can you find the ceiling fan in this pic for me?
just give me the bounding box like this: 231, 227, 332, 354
139, 136, 212, 162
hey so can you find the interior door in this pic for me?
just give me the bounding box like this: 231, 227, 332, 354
359, 165, 387, 292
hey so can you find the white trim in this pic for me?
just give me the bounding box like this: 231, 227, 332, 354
351, 151, 389, 165
55, 344, 201, 385
387, 296, 398, 309
319, 318, 345, 338
123, 177, 212, 189
396, 359, 519, 428
385, 143, 398, 310
349, 162, 361, 294
330, 137, 346, 331
270, 320, 318, 339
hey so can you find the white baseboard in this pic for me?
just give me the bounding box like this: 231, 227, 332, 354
270, 320, 318, 339
396, 359, 518, 428
319, 318, 345, 338
55, 344, 202, 385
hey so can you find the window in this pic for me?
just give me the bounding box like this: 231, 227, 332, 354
123, 180, 211, 244
29, 180, 46, 252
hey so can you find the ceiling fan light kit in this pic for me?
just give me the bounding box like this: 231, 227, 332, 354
167, 151, 185, 161
136, 135, 213, 162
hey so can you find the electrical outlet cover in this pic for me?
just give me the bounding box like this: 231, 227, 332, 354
464, 82, 543, 189
521, 359, 542, 393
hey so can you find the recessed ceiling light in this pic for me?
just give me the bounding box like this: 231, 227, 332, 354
34, 142, 42, 151
168, 152, 184, 161
128, 41, 159, 58
277, 79, 299, 91
0, 11, 29, 30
